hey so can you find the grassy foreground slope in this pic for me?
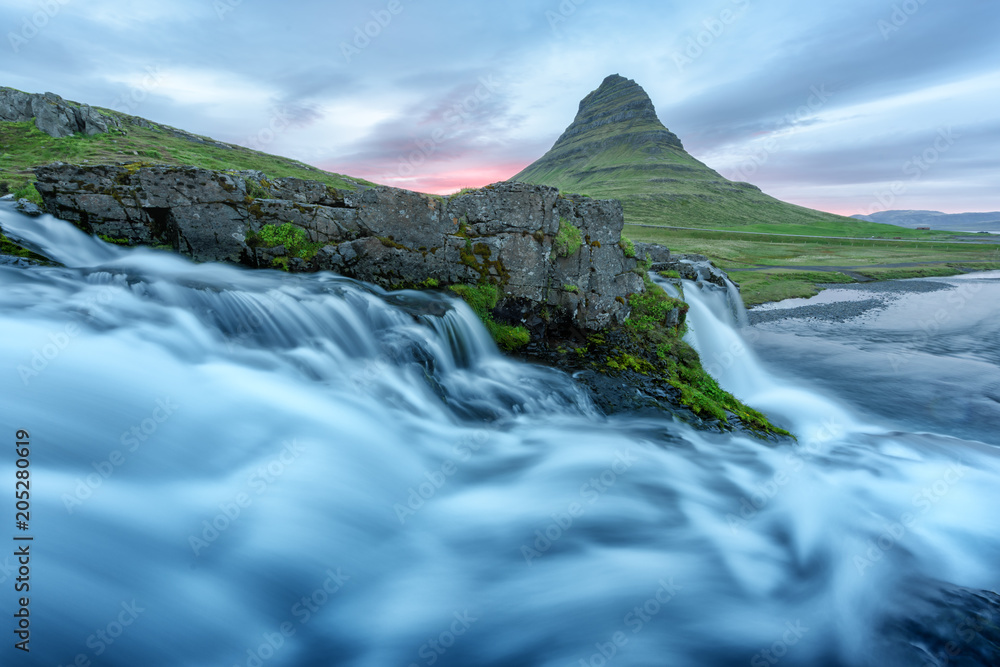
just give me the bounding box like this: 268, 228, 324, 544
0, 114, 372, 197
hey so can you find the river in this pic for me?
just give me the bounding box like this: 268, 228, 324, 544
1, 202, 998, 666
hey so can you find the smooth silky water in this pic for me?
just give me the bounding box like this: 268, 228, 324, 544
2, 202, 998, 666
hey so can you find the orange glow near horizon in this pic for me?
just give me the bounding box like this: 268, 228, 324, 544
790, 201, 861, 217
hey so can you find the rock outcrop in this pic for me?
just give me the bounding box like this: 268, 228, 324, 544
34, 164, 644, 331
634, 242, 672, 269
669, 253, 734, 289
0, 87, 119, 138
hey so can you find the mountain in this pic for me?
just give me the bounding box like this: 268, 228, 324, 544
511, 74, 860, 231
852, 210, 1000, 232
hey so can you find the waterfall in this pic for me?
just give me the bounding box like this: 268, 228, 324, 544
2, 202, 1000, 667
671, 272, 866, 442
0, 203, 126, 267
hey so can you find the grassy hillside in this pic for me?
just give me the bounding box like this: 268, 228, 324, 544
0, 113, 373, 195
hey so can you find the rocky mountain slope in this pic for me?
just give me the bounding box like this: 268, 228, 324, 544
511, 74, 858, 230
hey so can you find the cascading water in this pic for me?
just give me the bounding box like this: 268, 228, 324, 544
674, 276, 865, 443
676, 258, 749, 327
2, 202, 999, 666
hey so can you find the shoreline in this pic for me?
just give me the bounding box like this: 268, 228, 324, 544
745, 269, 999, 325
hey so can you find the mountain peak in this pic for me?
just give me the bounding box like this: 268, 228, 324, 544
511, 74, 698, 195
597, 73, 629, 87
553, 74, 683, 152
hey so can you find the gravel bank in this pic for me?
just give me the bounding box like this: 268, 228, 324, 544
748, 279, 955, 325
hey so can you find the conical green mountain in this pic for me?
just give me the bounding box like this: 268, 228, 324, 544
511, 74, 852, 231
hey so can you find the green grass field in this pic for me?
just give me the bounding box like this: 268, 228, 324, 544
725, 270, 857, 307
627, 225, 1000, 304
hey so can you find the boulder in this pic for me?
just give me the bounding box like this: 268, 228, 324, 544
14, 199, 42, 216
634, 242, 671, 268
1, 86, 121, 138
0, 88, 33, 121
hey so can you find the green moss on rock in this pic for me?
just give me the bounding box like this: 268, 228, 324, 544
552, 217, 582, 258
98, 234, 130, 246
247, 222, 321, 260
522, 271, 792, 439
619, 236, 636, 258
0, 233, 49, 262
449, 283, 530, 351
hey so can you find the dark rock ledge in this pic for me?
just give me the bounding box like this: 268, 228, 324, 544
34, 163, 643, 333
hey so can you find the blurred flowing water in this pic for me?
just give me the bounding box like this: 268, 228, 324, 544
2, 202, 999, 667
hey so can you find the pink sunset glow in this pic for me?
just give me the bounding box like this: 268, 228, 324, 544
324, 161, 534, 195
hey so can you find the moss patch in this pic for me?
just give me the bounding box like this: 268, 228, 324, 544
552, 217, 583, 258
449, 283, 530, 351
387, 276, 442, 291
245, 178, 271, 199
0, 233, 49, 262
454, 231, 508, 284
630, 274, 789, 435
532, 273, 792, 439
246, 223, 321, 260
624, 279, 686, 336
619, 236, 636, 258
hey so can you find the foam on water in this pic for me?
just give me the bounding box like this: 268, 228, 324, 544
2, 203, 999, 666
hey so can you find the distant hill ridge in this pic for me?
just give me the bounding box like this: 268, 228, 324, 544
853, 210, 1000, 232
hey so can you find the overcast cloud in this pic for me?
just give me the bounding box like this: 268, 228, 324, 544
2, 0, 998, 214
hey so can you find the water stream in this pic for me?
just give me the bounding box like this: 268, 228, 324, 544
2, 203, 998, 666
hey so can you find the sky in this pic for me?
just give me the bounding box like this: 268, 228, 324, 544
2, 0, 999, 215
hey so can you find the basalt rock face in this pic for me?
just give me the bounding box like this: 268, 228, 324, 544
34, 164, 644, 331
0, 87, 119, 138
